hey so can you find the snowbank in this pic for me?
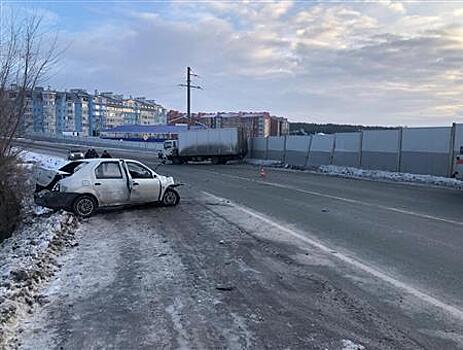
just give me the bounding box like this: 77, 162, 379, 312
0, 211, 78, 348
245, 158, 463, 190
245, 159, 284, 167
319, 165, 463, 190
0, 151, 77, 348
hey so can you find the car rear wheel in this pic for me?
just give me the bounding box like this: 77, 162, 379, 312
162, 188, 180, 206
73, 195, 97, 218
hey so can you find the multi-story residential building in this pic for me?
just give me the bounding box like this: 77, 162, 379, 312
135, 97, 167, 125
41, 89, 57, 134
89, 92, 108, 136
7, 87, 35, 134
70, 89, 90, 135
167, 110, 289, 137
101, 93, 126, 129
10, 86, 167, 136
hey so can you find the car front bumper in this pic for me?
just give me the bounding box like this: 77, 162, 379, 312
34, 191, 80, 211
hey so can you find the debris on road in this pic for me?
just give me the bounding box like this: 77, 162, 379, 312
215, 285, 235, 291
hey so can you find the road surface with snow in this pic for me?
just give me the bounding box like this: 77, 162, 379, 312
11, 139, 463, 349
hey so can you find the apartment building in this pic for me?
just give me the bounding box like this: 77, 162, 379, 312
167, 110, 289, 137
10, 86, 167, 136
136, 98, 167, 125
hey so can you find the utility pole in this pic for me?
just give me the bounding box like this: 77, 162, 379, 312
187, 66, 191, 120
178, 67, 201, 127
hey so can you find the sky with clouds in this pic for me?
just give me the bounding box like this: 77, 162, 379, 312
3, 0, 463, 126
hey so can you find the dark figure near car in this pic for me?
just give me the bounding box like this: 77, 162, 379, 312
85, 149, 99, 158
101, 150, 112, 158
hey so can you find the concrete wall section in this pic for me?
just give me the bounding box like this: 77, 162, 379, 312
401, 127, 451, 176
333, 133, 361, 167
307, 134, 334, 167
267, 136, 285, 161
361, 130, 400, 171
248, 124, 458, 177
251, 137, 267, 159
285, 135, 311, 167
455, 124, 463, 153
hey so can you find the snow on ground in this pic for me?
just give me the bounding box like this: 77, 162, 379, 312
245, 159, 284, 167
245, 159, 463, 190
18, 150, 66, 170
0, 150, 77, 349
319, 165, 463, 189
342, 339, 366, 350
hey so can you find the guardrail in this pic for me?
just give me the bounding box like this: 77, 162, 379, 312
25, 133, 164, 152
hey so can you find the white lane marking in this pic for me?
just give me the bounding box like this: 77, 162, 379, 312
198, 168, 463, 226
202, 191, 463, 321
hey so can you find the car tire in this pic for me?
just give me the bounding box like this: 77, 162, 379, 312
72, 195, 97, 218
162, 188, 180, 207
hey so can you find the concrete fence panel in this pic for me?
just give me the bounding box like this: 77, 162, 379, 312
333, 133, 361, 167
455, 123, 463, 153
285, 135, 311, 167
307, 134, 334, 167
361, 129, 400, 171
401, 127, 451, 176
267, 136, 286, 161
251, 137, 267, 159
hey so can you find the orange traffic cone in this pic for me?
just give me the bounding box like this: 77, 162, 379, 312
259, 166, 266, 177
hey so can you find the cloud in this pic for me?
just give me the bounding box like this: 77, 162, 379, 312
380, 1, 406, 14
40, 1, 463, 126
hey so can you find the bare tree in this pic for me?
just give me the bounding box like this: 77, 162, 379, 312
0, 13, 60, 157
0, 12, 60, 240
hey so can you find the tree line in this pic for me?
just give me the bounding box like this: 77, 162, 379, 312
289, 122, 397, 135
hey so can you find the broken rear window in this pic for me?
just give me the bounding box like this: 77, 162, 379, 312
60, 161, 88, 174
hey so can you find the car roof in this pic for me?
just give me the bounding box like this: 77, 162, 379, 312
70, 158, 139, 163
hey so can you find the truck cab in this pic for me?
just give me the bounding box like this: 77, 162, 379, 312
162, 140, 178, 160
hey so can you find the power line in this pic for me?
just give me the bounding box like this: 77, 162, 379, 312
178, 66, 202, 126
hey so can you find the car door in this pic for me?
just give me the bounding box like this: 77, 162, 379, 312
125, 161, 161, 203
93, 161, 130, 205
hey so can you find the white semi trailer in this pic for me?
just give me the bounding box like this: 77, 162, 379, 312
163, 128, 247, 165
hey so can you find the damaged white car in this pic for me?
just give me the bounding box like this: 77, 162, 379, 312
34, 158, 180, 217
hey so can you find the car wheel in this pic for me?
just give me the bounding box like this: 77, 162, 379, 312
162, 188, 180, 206
73, 195, 97, 218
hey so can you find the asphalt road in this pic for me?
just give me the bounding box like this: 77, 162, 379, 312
14, 139, 463, 348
